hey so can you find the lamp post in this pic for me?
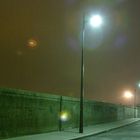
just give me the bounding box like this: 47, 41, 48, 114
123, 90, 135, 117
134, 82, 140, 118
79, 14, 103, 133
134, 88, 137, 118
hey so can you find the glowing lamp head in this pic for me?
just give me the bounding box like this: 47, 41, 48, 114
89, 15, 103, 28
124, 91, 133, 99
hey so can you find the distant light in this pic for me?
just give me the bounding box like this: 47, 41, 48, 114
89, 15, 103, 28
124, 91, 133, 99
60, 111, 70, 122
138, 83, 140, 87
27, 39, 37, 48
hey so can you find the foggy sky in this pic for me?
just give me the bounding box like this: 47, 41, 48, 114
1, 0, 140, 105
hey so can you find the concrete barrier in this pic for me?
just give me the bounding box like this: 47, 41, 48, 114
0, 88, 136, 139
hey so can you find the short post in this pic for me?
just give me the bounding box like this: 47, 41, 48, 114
59, 96, 62, 131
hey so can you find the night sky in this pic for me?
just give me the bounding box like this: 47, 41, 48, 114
1, 0, 140, 104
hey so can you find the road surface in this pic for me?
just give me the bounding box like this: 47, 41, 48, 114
80, 121, 140, 140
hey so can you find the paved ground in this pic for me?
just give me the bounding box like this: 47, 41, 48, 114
5, 118, 140, 140
79, 121, 140, 140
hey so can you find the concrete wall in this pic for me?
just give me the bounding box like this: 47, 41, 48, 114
0, 88, 135, 139
136, 106, 140, 117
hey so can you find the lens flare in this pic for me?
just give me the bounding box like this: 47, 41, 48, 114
27, 39, 37, 48
60, 111, 70, 122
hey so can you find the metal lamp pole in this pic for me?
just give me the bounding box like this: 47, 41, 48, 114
79, 14, 85, 133
134, 88, 137, 118
79, 14, 103, 133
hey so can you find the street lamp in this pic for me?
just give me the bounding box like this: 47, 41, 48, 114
123, 90, 133, 99
123, 90, 135, 117
79, 14, 103, 133
123, 90, 134, 106
89, 15, 103, 28
134, 82, 140, 118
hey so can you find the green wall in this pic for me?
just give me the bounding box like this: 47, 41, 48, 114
0, 88, 135, 139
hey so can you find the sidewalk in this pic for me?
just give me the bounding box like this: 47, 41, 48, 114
5, 118, 140, 140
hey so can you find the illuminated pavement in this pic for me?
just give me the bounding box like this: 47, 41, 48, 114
5, 118, 140, 140
79, 120, 140, 140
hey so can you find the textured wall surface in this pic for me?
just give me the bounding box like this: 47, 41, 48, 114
0, 88, 135, 139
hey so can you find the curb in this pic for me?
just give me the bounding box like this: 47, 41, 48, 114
70, 119, 140, 140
